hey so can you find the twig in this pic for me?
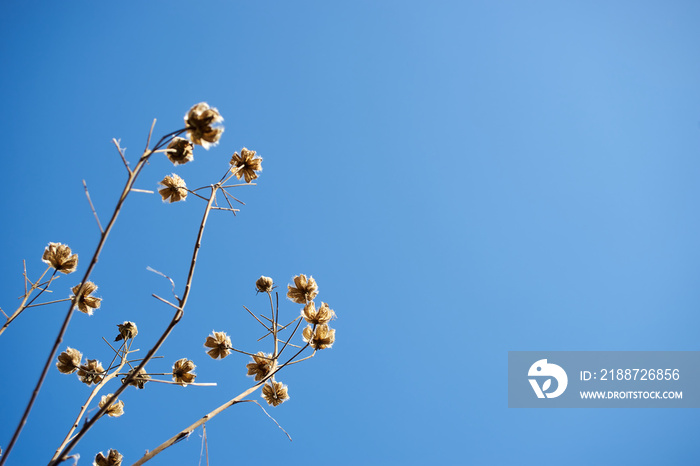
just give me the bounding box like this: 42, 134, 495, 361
130, 188, 154, 194
145, 119, 156, 152
152, 294, 181, 311
243, 305, 271, 331
83, 180, 104, 233
23, 298, 71, 309
112, 138, 132, 175
243, 400, 292, 441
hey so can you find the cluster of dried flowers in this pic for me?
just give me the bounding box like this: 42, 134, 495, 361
2, 103, 333, 466
204, 274, 337, 409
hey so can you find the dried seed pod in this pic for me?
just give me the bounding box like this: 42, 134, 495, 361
230, 148, 262, 183
287, 274, 318, 304
56, 347, 82, 374
158, 174, 188, 203
204, 331, 231, 359
71, 281, 102, 315
184, 102, 224, 149
261, 380, 289, 407
42, 242, 78, 274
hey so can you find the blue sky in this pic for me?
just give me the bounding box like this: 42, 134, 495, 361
1, 1, 700, 465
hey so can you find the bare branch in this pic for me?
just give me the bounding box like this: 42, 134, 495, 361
112, 138, 132, 175
83, 180, 104, 233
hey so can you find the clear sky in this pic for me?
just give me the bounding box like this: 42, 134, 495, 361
1, 1, 700, 465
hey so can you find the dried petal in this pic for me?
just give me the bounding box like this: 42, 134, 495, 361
42, 242, 78, 274
261, 380, 289, 407
77, 359, 105, 385
122, 367, 150, 389
94, 449, 123, 466
246, 352, 274, 381
71, 281, 101, 315
204, 331, 231, 359
301, 301, 335, 325
255, 276, 273, 293
172, 358, 197, 386
302, 324, 335, 350
158, 174, 188, 203
115, 321, 138, 342
230, 148, 262, 183
56, 347, 82, 374
165, 137, 194, 165
99, 394, 125, 417
185, 102, 224, 149
287, 274, 318, 304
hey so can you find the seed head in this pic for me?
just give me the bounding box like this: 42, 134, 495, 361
204, 331, 231, 359
115, 321, 138, 342
166, 137, 194, 165
77, 359, 105, 385
172, 358, 197, 386
301, 301, 335, 325
42, 242, 78, 274
230, 148, 262, 183
302, 324, 336, 350
255, 276, 274, 293
99, 394, 125, 418
185, 102, 224, 149
122, 367, 150, 389
94, 449, 123, 466
56, 347, 82, 374
246, 352, 274, 381
287, 274, 318, 304
158, 174, 188, 203
71, 281, 102, 315
261, 380, 289, 407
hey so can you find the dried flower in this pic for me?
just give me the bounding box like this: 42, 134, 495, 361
255, 276, 274, 293
158, 174, 188, 203
287, 274, 318, 304
77, 359, 105, 385
94, 449, 123, 466
230, 148, 262, 183
204, 331, 231, 359
301, 301, 335, 325
172, 358, 197, 386
261, 380, 289, 407
184, 102, 224, 149
56, 347, 82, 374
42, 242, 78, 274
246, 352, 274, 381
302, 324, 335, 350
165, 137, 194, 165
99, 394, 125, 417
71, 281, 101, 315
115, 321, 138, 342
122, 367, 150, 389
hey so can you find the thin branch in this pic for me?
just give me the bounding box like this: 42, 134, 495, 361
112, 138, 132, 175
145, 119, 156, 152
23, 298, 72, 309
243, 305, 271, 331
130, 188, 154, 194
151, 294, 182, 311
0, 307, 8, 319
243, 400, 292, 441
83, 180, 104, 233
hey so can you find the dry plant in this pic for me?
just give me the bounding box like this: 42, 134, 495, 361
0, 103, 337, 466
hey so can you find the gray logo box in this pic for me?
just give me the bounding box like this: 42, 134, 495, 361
508, 352, 700, 408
